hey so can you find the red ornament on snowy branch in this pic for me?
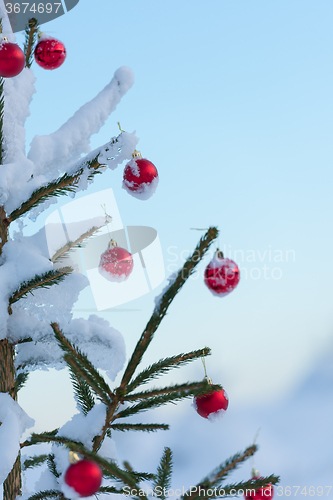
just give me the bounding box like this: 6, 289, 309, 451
34, 36, 66, 70
98, 239, 134, 282
204, 250, 240, 297
0, 41, 25, 78
64, 459, 102, 497
123, 150, 159, 200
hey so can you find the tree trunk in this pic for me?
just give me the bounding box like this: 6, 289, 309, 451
0, 339, 21, 500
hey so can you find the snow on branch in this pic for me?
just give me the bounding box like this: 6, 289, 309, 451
6, 130, 138, 220
28, 66, 135, 177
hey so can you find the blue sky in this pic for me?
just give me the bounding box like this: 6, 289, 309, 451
15, 0, 333, 469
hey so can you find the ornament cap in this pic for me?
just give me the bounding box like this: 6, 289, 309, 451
108, 238, 117, 248
69, 451, 80, 464
216, 248, 224, 259
251, 468, 260, 478
132, 149, 142, 159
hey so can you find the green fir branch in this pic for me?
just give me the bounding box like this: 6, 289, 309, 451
25, 490, 63, 500
124, 380, 220, 402
15, 371, 29, 392
65, 354, 110, 406
121, 228, 218, 389
69, 366, 95, 415
51, 225, 101, 263
114, 383, 220, 420
126, 348, 211, 394
8, 155, 102, 222
20, 429, 59, 448
110, 423, 169, 432
9, 267, 72, 305
51, 323, 113, 403
28, 436, 140, 490
24, 18, 39, 68
153, 448, 173, 499
98, 486, 126, 495
47, 453, 60, 478
22, 454, 48, 471
201, 445, 257, 486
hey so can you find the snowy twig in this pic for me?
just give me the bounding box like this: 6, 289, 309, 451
8, 267, 73, 307
50, 224, 101, 263
7, 155, 101, 222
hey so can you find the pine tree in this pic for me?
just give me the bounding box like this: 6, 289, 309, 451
0, 7, 279, 500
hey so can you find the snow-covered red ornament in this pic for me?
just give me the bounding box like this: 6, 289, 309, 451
244, 472, 274, 500
123, 150, 159, 200
193, 387, 229, 420
98, 239, 134, 282
0, 40, 25, 78
64, 459, 102, 497
34, 36, 66, 70
204, 250, 240, 297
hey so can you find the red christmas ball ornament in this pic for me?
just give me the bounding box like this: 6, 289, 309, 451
204, 250, 240, 297
34, 36, 66, 70
98, 241, 134, 282
123, 150, 159, 200
194, 388, 229, 420
64, 459, 102, 497
244, 474, 274, 500
0, 41, 25, 78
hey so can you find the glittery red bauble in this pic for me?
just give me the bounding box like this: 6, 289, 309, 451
98, 245, 134, 282
204, 252, 240, 296
0, 42, 25, 78
123, 158, 158, 195
64, 460, 102, 497
244, 477, 274, 500
34, 37, 66, 70
194, 388, 229, 419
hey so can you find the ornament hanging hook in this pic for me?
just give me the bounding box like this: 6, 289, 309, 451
118, 122, 125, 133
101, 204, 116, 247
201, 347, 212, 385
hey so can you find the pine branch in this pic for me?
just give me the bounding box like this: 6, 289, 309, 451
98, 486, 126, 495
114, 382, 221, 420
22, 454, 48, 471
182, 476, 279, 500
199, 445, 257, 487
110, 423, 169, 432
25, 490, 63, 500
20, 429, 60, 448
120, 228, 218, 388
126, 348, 211, 394
7, 155, 102, 222
27, 435, 140, 489
51, 323, 114, 403
65, 354, 110, 406
124, 380, 220, 402
24, 18, 39, 68
51, 225, 101, 263
153, 448, 173, 499
69, 366, 95, 415
47, 453, 60, 478
15, 371, 29, 392
9, 267, 72, 305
